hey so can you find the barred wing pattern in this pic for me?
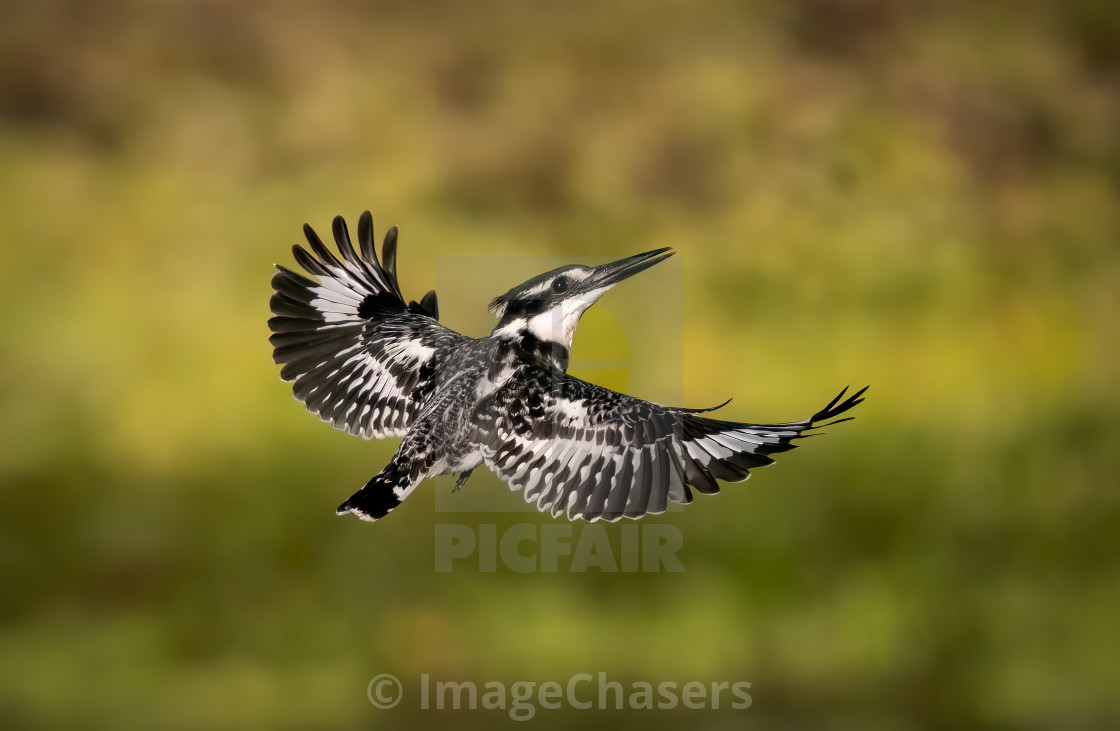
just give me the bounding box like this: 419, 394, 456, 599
269, 212, 467, 439
484, 370, 866, 522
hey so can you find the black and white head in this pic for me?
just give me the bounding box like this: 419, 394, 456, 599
489, 248, 674, 350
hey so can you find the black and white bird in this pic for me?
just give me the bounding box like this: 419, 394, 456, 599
269, 212, 866, 523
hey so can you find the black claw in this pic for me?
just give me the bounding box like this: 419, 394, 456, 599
453, 468, 475, 492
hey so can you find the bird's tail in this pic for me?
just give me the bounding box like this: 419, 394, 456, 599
336, 462, 418, 522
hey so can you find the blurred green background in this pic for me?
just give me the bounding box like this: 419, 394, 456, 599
2, 1, 1118, 728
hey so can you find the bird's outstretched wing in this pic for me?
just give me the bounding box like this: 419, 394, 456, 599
269, 212, 468, 439
482, 368, 866, 521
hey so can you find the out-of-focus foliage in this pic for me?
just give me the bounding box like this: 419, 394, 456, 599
1, 1, 1117, 728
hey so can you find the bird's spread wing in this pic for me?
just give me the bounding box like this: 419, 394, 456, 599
482, 368, 866, 521
269, 212, 468, 439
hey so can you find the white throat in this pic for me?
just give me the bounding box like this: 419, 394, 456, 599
492, 287, 609, 349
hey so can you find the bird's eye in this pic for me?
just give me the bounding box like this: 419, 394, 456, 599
551, 276, 569, 294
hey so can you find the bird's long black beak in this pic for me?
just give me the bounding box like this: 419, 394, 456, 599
584, 247, 675, 292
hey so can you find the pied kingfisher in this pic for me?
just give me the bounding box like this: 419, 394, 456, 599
269, 211, 866, 523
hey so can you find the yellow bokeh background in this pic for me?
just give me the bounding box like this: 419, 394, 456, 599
1, 1, 1117, 728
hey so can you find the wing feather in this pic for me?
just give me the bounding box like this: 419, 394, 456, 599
482, 368, 865, 521
270, 212, 468, 439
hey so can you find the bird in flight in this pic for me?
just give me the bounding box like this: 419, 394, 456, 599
269, 212, 866, 523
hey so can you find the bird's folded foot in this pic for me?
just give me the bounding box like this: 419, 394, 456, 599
453, 468, 474, 492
